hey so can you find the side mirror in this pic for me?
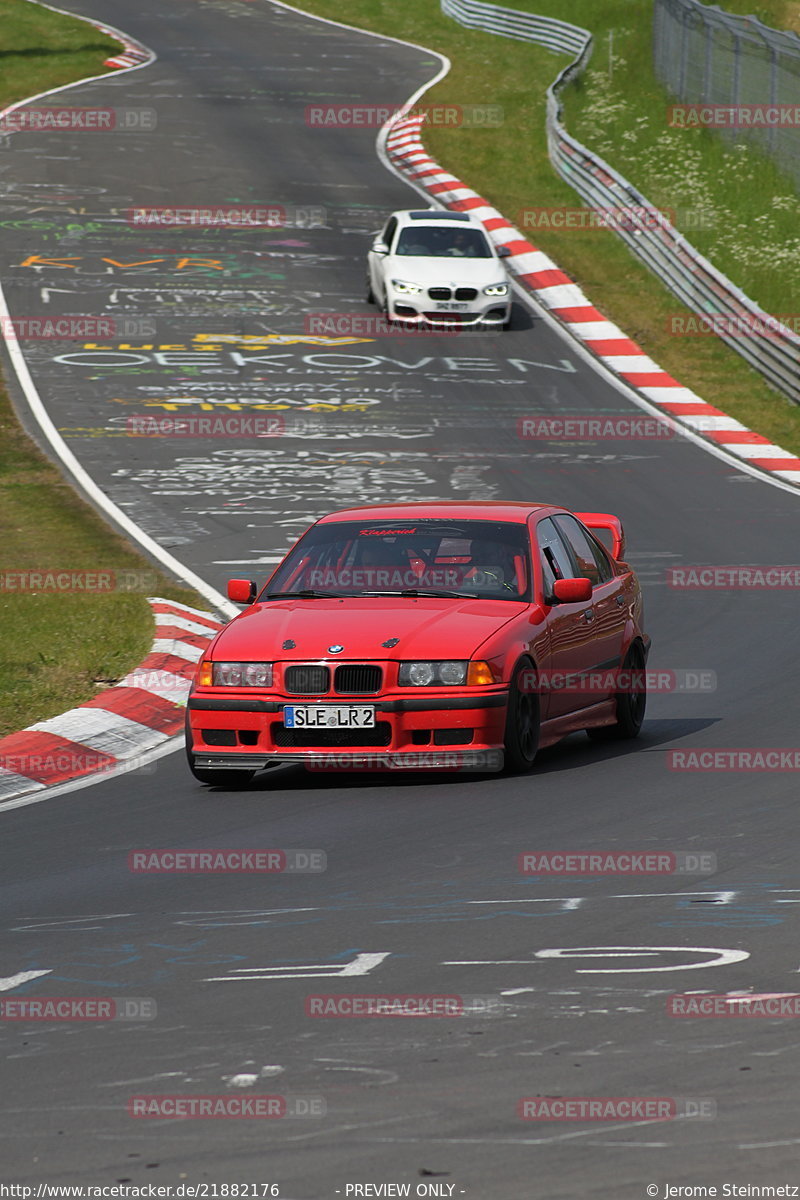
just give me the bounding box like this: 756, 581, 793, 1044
552, 577, 593, 603
227, 578, 257, 604
371, 240, 389, 256
496, 245, 511, 258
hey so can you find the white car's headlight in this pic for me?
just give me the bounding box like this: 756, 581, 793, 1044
391, 279, 423, 295
483, 283, 509, 297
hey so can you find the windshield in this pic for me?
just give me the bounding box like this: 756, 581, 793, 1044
394, 226, 493, 259
262, 520, 531, 602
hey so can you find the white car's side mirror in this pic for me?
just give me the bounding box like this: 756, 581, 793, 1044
371, 240, 390, 256
496, 245, 511, 258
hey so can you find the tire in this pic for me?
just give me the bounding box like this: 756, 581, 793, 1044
587, 642, 647, 741
366, 275, 375, 304
503, 660, 540, 773
185, 712, 256, 787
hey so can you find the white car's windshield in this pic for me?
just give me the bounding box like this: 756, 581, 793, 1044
394, 226, 493, 258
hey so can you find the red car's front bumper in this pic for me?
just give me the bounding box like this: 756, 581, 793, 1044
187, 688, 508, 772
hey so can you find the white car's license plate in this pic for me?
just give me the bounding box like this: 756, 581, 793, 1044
283, 705, 375, 729
434, 302, 468, 311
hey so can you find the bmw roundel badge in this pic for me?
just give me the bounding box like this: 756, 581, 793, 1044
328, 644, 344, 654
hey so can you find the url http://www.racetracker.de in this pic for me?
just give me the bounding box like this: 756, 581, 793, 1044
0, 1189, 282, 1198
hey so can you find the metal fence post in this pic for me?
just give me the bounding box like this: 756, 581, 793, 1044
703, 9, 713, 103
679, 0, 689, 95
731, 29, 740, 106
769, 42, 778, 154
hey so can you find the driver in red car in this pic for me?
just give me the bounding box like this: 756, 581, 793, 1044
466, 539, 520, 595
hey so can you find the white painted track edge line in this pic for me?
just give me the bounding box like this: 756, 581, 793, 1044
0, 277, 236, 619
0, 736, 185, 813
0, 3, 237, 621
6, 0, 157, 110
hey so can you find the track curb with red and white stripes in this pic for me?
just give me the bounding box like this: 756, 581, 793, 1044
384, 114, 800, 488
0, 599, 223, 804
101, 32, 152, 70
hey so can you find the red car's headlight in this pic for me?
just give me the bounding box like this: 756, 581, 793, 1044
398, 661, 467, 686
197, 661, 273, 687
398, 661, 494, 686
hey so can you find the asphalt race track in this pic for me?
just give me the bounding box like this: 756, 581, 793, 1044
1, 1, 800, 1196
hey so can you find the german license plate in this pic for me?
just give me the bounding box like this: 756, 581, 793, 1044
434, 302, 468, 311
283, 706, 375, 729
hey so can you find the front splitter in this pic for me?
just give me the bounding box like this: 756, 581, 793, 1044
194, 749, 505, 771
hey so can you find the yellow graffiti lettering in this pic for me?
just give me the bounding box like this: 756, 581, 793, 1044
192, 333, 374, 346
18, 254, 80, 268
175, 258, 224, 270
101, 258, 166, 267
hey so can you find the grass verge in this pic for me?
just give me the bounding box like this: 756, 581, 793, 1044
294, 0, 800, 458
0, 0, 119, 104
0, 0, 205, 738
560, 1, 800, 318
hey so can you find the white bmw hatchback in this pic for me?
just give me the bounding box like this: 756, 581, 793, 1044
366, 209, 512, 328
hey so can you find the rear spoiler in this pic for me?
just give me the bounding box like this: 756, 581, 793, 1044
575, 512, 625, 561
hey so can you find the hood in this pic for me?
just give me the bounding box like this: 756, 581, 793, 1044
386, 255, 507, 288
212, 597, 524, 662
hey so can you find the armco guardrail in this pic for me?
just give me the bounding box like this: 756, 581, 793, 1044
441, 0, 586, 54
440, 0, 800, 405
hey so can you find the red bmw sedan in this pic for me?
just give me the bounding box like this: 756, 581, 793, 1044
186, 502, 650, 784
